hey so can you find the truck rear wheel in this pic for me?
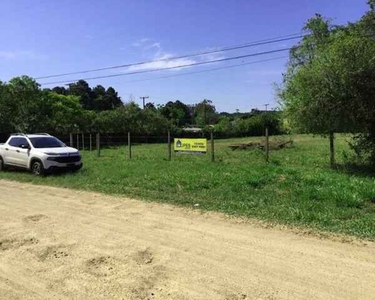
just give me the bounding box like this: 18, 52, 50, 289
31, 161, 45, 176
0, 157, 4, 172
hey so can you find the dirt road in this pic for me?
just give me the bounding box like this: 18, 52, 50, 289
0, 180, 375, 300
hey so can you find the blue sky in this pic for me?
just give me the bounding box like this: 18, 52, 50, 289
0, 0, 369, 112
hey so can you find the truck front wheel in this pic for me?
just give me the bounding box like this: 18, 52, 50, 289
31, 161, 45, 176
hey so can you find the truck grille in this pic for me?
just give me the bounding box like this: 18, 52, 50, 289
52, 156, 81, 163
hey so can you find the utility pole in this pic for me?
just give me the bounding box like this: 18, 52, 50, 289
264, 103, 269, 111
140, 96, 149, 109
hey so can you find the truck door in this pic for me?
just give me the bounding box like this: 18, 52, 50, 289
6, 137, 30, 168
5, 137, 20, 165
14, 137, 31, 168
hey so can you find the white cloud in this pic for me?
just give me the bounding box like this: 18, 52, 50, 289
128, 53, 197, 72
144, 42, 161, 51
127, 39, 225, 72
132, 38, 151, 47
0, 50, 44, 60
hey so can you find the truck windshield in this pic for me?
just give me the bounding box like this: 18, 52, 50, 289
29, 137, 65, 148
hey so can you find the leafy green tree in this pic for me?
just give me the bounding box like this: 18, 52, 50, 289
0, 81, 16, 133
104, 87, 122, 110
47, 92, 85, 133
193, 99, 218, 127
92, 85, 106, 111
68, 80, 93, 110
368, 0, 375, 10
159, 100, 192, 126
7, 76, 46, 132
214, 116, 233, 137
144, 102, 157, 110
52, 86, 68, 95
279, 7, 375, 167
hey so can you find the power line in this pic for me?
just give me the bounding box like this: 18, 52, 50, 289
62, 56, 287, 104
35, 33, 304, 80
40, 47, 292, 86
103, 56, 288, 86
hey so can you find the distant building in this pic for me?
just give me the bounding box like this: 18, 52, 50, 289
182, 127, 202, 133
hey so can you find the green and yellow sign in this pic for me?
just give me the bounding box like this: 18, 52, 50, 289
174, 138, 207, 154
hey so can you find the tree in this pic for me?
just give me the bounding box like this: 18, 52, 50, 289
104, 87, 122, 110
279, 7, 375, 167
68, 80, 93, 110
92, 85, 106, 111
7, 76, 46, 133
0, 81, 16, 133
47, 92, 85, 133
193, 99, 218, 127
368, 0, 375, 10
159, 100, 192, 126
52, 86, 68, 95
144, 102, 157, 110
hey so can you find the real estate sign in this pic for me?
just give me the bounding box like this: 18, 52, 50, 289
174, 138, 207, 154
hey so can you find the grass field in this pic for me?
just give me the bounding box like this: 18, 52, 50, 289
1, 134, 375, 239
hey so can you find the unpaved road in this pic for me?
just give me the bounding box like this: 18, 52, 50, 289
0, 180, 375, 300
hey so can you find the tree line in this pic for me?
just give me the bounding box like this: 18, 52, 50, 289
279, 0, 375, 166
0, 77, 283, 138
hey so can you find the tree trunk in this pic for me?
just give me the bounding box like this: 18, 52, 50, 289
329, 131, 335, 168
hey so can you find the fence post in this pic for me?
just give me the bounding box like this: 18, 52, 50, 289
128, 132, 132, 159
70, 133, 73, 147
89, 134, 92, 151
76, 134, 80, 150
96, 133, 100, 157
329, 131, 335, 168
265, 127, 269, 163
210, 131, 215, 162
168, 130, 172, 161
82, 133, 85, 150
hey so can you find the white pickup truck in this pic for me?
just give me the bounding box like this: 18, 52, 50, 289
0, 133, 82, 175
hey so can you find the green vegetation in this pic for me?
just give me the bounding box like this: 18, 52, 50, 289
1, 135, 375, 239
0, 76, 283, 139
279, 4, 375, 166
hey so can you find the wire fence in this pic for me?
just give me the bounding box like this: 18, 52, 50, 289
65, 132, 216, 162
0, 130, 273, 163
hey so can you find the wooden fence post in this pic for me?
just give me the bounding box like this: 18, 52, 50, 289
82, 133, 85, 150
329, 131, 335, 168
265, 127, 269, 163
76, 134, 80, 150
128, 132, 132, 159
211, 131, 215, 162
70, 133, 73, 147
168, 130, 172, 161
89, 134, 92, 151
96, 133, 100, 157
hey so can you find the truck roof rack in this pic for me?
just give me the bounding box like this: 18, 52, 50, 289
10, 133, 27, 137
32, 133, 51, 136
